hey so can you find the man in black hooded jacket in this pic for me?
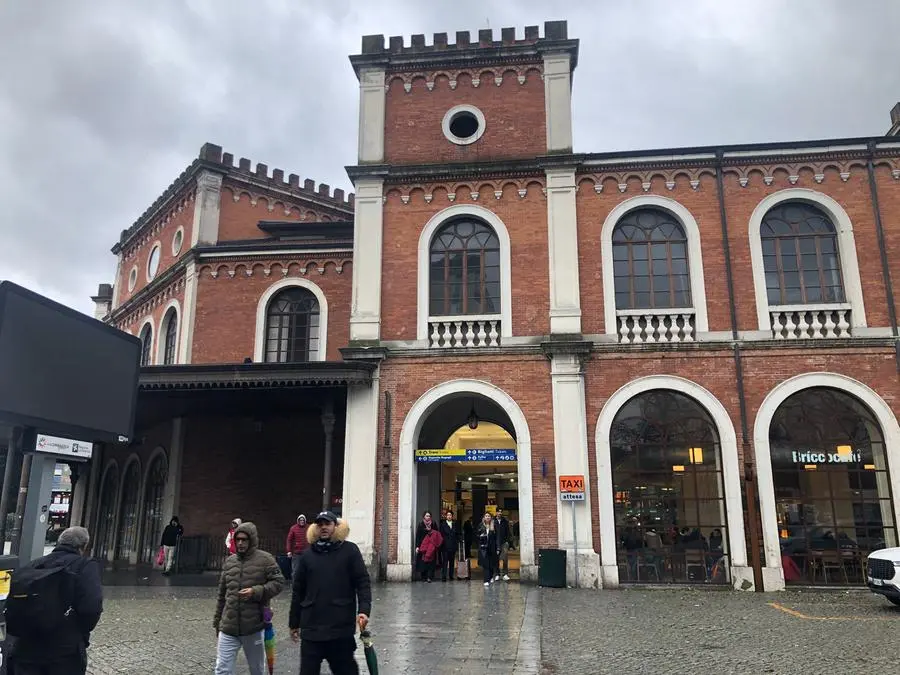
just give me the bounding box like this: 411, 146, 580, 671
289, 511, 371, 675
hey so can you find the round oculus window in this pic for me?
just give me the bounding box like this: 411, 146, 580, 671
128, 266, 138, 292
442, 105, 486, 146
147, 244, 161, 281
172, 228, 184, 256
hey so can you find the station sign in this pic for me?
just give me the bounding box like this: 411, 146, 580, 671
414, 448, 517, 463
559, 474, 586, 501
34, 434, 93, 461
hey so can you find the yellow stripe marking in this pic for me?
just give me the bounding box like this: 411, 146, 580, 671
768, 602, 894, 621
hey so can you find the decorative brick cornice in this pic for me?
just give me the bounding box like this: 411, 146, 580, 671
385, 64, 543, 93
198, 257, 352, 280
110, 270, 187, 330
384, 177, 546, 204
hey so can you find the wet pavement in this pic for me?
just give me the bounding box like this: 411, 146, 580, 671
84, 581, 900, 674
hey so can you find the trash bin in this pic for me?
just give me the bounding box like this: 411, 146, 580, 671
0, 555, 19, 675
538, 548, 566, 588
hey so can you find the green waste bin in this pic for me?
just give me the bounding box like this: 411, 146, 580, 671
538, 548, 566, 588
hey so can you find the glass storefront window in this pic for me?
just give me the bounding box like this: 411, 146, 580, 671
771, 387, 895, 585
611, 390, 729, 584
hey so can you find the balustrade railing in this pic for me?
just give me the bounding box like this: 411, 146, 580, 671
428, 316, 501, 348
616, 310, 696, 344
769, 305, 852, 339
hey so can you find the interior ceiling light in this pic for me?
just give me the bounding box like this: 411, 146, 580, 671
467, 398, 479, 430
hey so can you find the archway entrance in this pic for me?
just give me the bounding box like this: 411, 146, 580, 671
396, 380, 535, 581
770, 387, 895, 585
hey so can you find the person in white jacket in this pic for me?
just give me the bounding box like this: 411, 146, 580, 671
225, 518, 242, 554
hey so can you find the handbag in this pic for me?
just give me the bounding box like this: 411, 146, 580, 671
156, 546, 165, 567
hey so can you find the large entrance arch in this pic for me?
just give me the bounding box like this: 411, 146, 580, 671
596, 375, 751, 589
754, 373, 900, 591
393, 379, 535, 581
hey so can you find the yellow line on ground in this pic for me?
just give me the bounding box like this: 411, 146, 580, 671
768, 602, 894, 621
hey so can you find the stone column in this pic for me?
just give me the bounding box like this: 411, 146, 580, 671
546, 168, 582, 334
543, 53, 574, 153
321, 399, 336, 511
190, 170, 223, 247
82, 445, 104, 533
179, 261, 198, 364
544, 340, 600, 588
161, 418, 185, 527
357, 67, 386, 163
350, 179, 384, 342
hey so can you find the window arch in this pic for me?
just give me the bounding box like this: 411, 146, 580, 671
748, 189, 866, 333
264, 287, 321, 363
760, 202, 844, 306
115, 459, 141, 561
94, 464, 119, 561
161, 308, 178, 365
612, 208, 692, 310
428, 218, 501, 316
139, 322, 153, 366
416, 205, 513, 342
139, 451, 168, 564
253, 279, 328, 362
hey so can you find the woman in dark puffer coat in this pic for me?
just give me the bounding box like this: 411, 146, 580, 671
213, 521, 285, 675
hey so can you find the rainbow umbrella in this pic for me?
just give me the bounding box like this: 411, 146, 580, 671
262, 607, 276, 675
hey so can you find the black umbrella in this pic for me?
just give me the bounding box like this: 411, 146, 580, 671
360, 629, 379, 674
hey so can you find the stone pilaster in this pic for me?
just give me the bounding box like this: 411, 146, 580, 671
350, 179, 384, 342
190, 170, 223, 247
546, 168, 582, 334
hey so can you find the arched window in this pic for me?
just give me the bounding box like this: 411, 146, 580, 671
760, 202, 845, 306
429, 219, 500, 316
94, 466, 119, 561
139, 324, 153, 366
115, 461, 141, 561
264, 288, 320, 363
612, 208, 691, 310
610, 390, 728, 584
139, 453, 168, 564
162, 310, 178, 365
769, 387, 894, 585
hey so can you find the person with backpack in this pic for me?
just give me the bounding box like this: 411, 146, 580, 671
7, 526, 103, 675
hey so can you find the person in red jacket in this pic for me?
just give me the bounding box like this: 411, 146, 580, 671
286, 514, 309, 579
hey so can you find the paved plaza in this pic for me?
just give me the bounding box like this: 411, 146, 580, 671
84, 582, 900, 674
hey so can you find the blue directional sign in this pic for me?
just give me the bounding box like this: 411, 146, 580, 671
415, 448, 517, 463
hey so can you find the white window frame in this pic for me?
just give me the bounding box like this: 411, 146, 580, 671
138, 316, 155, 366
128, 265, 138, 292
748, 188, 867, 331
417, 204, 513, 341
155, 300, 180, 365
172, 227, 185, 256
146, 241, 162, 282
600, 195, 710, 336
441, 104, 486, 146
253, 278, 329, 363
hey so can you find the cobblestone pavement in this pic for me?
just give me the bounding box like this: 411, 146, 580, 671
84, 582, 900, 674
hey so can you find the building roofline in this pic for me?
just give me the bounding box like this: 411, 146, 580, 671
138, 361, 376, 391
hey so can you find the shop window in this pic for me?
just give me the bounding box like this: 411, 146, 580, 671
770, 387, 894, 585
264, 287, 320, 362
162, 309, 178, 365
115, 461, 141, 561
612, 208, 692, 310
94, 466, 119, 561
429, 218, 501, 317
610, 390, 729, 584
760, 202, 845, 306
139, 454, 167, 564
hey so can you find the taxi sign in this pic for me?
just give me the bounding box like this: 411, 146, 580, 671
559, 475, 585, 492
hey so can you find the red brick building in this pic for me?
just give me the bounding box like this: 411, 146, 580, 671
82, 21, 900, 590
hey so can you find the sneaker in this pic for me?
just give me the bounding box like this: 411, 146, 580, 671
484, 582, 490, 587
494, 575, 500, 581
503, 575, 511, 581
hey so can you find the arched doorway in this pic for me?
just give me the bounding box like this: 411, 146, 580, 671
767, 387, 895, 585
115, 460, 141, 562
396, 380, 534, 581
95, 464, 119, 561
139, 452, 168, 564
610, 390, 730, 584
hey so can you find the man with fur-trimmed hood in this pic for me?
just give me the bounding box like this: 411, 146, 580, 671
289, 511, 371, 675
213, 521, 285, 675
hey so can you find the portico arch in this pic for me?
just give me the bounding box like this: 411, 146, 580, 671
394, 379, 535, 580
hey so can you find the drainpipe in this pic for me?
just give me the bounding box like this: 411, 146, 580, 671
715, 150, 763, 591
381, 392, 392, 581
865, 141, 900, 372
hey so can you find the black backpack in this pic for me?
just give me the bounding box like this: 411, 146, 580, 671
6, 555, 85, 637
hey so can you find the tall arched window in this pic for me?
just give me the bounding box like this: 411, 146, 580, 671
429, 219, 501, 316
139, 453, 168, 564
264, 288, 320, 362
612, 208, 691, 310
139, 324, 153, 366
760, 202, 845, 306
115, 461, 141, 561
162, 310, 178, 365
95, 466, 119, 561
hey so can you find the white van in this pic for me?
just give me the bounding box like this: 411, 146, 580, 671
866, 548, 900, 605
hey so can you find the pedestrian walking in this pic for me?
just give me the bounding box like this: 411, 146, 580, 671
439, 510, 459, 582
160, 516, 183, 575
286, 514, 309, 578
289, 511, 371, 675
225, 517, 242, 555
476, 512, 498, 586
213, 522, 285, 675
7, 526, 103, 675
414, 511, 441, 582
493, 508, 513, 581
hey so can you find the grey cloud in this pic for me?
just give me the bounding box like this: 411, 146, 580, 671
0, 0, 897, 314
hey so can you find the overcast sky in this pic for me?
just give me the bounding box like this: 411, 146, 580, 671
1, 1, 897, 315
